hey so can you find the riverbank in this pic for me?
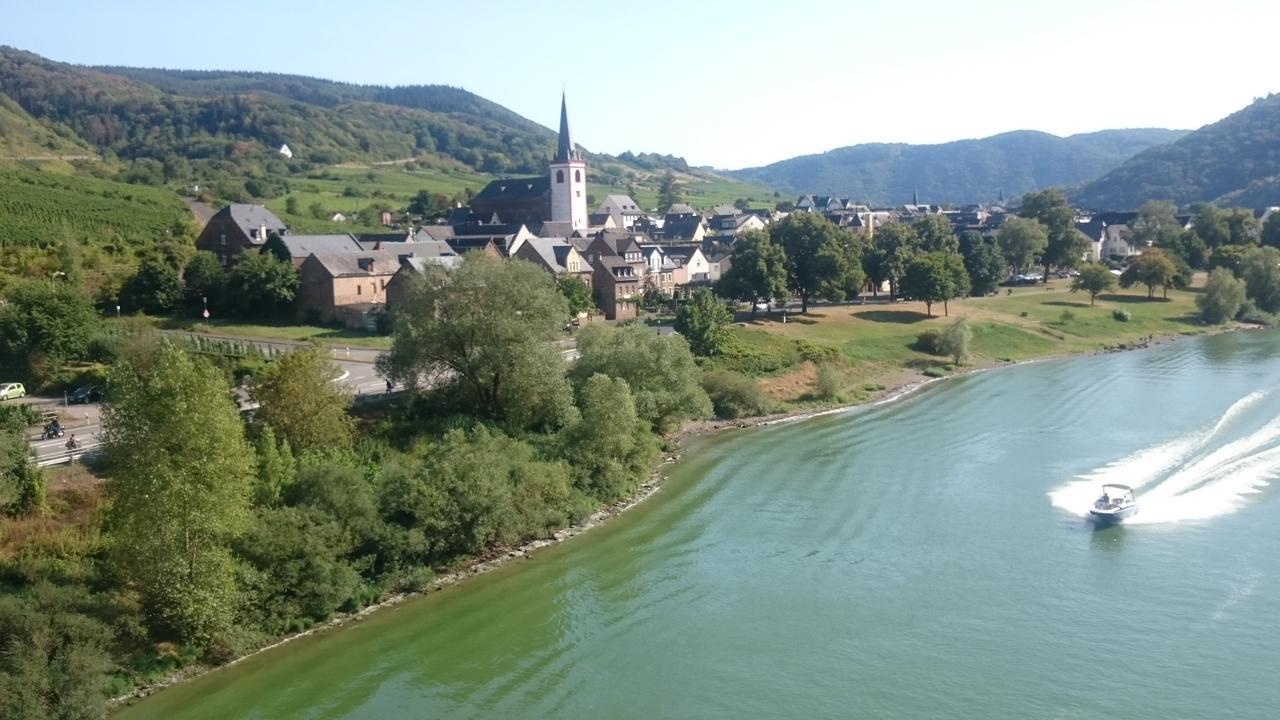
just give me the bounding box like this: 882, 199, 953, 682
112, 315, 1258, 710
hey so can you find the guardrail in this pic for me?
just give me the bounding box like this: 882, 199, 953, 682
35, 442, 101, 468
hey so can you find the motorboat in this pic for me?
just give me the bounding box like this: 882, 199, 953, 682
1089, 484, 1138, 524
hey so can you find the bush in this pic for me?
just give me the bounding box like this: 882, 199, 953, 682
1197, 267, 1247, 324
701, 370, 772, 419
0, 404, 38, 434
813, 363, 842, 401
1058, 309, 1076, 324
915, 329, 944, 355
1112, 309, 1131, 322
922, 366, 949, 378
795, 339, 838, 364
1237, 300, 1277, 327
941, 318, 973, 365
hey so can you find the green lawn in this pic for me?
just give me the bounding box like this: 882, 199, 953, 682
137, 316, 392, 349
717, 279, 1211, 403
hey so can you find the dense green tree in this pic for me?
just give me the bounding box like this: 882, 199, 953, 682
1019, 189, 1084, 279
1192, 204, 1231, 248
0, 584, 113, 720
0, 279, 100, 381
773, 212, 851, 311
1157, 229, 1208, 270
1197, 268, 1248, 323
674, 288, 733, 357
1210, 244, 1250, 275
182, 251, 225, 314
378, 253, 573, 430
251, 346, 354, 453
561, 374, 660, 501
1225, 209, 1261, 246
572, 323, 711, 431
1, 424, 44, 516
407, 189, 434, 217
102, 341, 254, 642
381, 427, 575, 562
1240, 246, 1280, 313
1070, 263, 1117, 305
285, 196, 299, 215
1130, 200, 1180, 250
996, 216, 1048, 273
718, 229, 788, 317
913, 214, 959, 253
959, 231, 1006, 296
558, 276, 594, 317
657, 171, 681, 213
1262, 212, 1280, 250
700, 370, 772, 420
225, 251, 298, 319
1119, 249, 1180, 299
252, 424, 297, 507
121, 255, 184, 315
870, 221, 920, 298
900, 251, 970, 316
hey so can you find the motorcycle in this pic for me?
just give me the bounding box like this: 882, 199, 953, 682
42, 424, 65, 440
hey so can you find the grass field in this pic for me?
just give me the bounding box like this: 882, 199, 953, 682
144, 316, 392, 349
714, 277, 1212, 406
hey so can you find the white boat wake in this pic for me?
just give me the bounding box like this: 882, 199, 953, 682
1049, 391, 1279, 524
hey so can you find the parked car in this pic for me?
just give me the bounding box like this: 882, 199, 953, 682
67, 385, 104, 404
0, 383, 25, 401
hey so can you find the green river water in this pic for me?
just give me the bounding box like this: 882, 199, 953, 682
118, 330, 1280, 719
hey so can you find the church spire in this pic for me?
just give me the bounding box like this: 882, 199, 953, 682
554, 92, 580, 163
912, 188, 919, 206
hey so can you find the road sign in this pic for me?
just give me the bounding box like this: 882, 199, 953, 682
203, 308, 210, 319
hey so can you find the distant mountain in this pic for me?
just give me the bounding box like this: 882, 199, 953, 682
1074, 94, 1280, 210
0, 46, 766, 206
728, 129, 1187, 205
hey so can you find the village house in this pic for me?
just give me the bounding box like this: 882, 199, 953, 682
592, 255, 640, 320
385, 253, 463, 312
196, 204, 288, 266
264, 233, 364, 268
295, 251, 403, 328
661, 211, 707, 243
1075, 212, 1140, 262
638, 244, 677, 297
511, 237, 593, 289
662, 243, 712, 284
597, 194, 644, 229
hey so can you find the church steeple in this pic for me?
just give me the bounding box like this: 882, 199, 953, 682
554, 92, 581, 163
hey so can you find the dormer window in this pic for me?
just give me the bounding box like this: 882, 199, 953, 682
358, 258, 374, 271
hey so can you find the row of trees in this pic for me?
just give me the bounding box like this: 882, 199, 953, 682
121, 249, 298, 319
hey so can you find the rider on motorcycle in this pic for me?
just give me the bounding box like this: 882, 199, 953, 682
44, 417, 62, 439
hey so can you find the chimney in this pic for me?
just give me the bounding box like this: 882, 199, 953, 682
260, 223, 267, 242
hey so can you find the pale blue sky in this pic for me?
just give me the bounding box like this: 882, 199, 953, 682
3, 0, 1277, 168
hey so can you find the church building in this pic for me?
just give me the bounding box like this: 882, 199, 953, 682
467, 94, 589, 231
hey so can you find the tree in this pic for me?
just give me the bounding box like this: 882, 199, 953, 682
717, 230, 788, 317
251, 345, 355, 453
1197, 268, 1247, 323
572, 324, 712, 431
959, 231, 1006, 296
285, 196, 299, 215
558, 276, 594, 317
733, 197, 750, 211
378, 253, 574, 430
121, 255, 184, 315
657, 171, 681, 213
1, 424, 44, 516
308, 201, 324, 219
1210, 244, 1250, 276
1070, 263, 1117, 305
1262, 212, 1280, 250
675, 288, 733, 357
1192, 204, 1230, 248
1240, 246, 1280, 313
253, 424, 296, 507
1119, 249, 1179, 299
1157, 229, 1208, 270
900, 251, 969, 317
1019, 189, 1083, 280
996, 216, 1049, 273
183, 251, 225, 314
1225, 209, 1261, 246
772, 212, 849, 312
0, 280, 99, 381
1130, 200, 1180, 249
225, 251, 299, 319
407, 189, 433, 216
561, 374, 660, 501
102, 341, 254, 642
941, 317, 973, 365
870, 221, 919, 298
913, 214, 959, 253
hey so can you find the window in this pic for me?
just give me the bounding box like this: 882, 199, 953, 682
574, 170, 581, 182
556, 170, 564, 183
357, 285, 362, 296
220, 233, 227, 246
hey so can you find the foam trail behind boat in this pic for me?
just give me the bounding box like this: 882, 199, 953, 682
1049, 391, 1275, 522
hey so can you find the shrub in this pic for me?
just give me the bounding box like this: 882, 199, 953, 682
1237, 300, 1277, 327
701, 370, 772, 419
795, 339, 838, 364
922, 366, 948, 378
1058, 309, 1076, 324
1197, 267, 1247, 324
813, 363, 842, 401
915, 329, 944, 355
1112, 309, 1131, 322
941, 318, 973, 365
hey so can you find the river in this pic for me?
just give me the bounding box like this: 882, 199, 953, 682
117, 330, 1280, 719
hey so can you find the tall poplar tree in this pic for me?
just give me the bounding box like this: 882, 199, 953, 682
102, 341, 254, 642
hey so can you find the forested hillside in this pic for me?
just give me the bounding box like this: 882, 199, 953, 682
1075, 94, 1280, 210
729, 129, 1186, 205
0, 46, 770, 207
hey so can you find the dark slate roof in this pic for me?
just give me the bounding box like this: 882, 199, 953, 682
554, 93, 583, 164
401, 254, 462, 274
663, 217, 704, 241
472, 176, 550, 203
279, 234, 363, 257
588, 213, 613, 226
355, 232, 411, 247
447, 207, 479, 225
595, 255, 639, 280
534, 220, 575, 238
218, 204, 287, 244
307, 251, 401, 277
666, 203, 695, 216
662, 243, 703, 264
414, 225, 456, 242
